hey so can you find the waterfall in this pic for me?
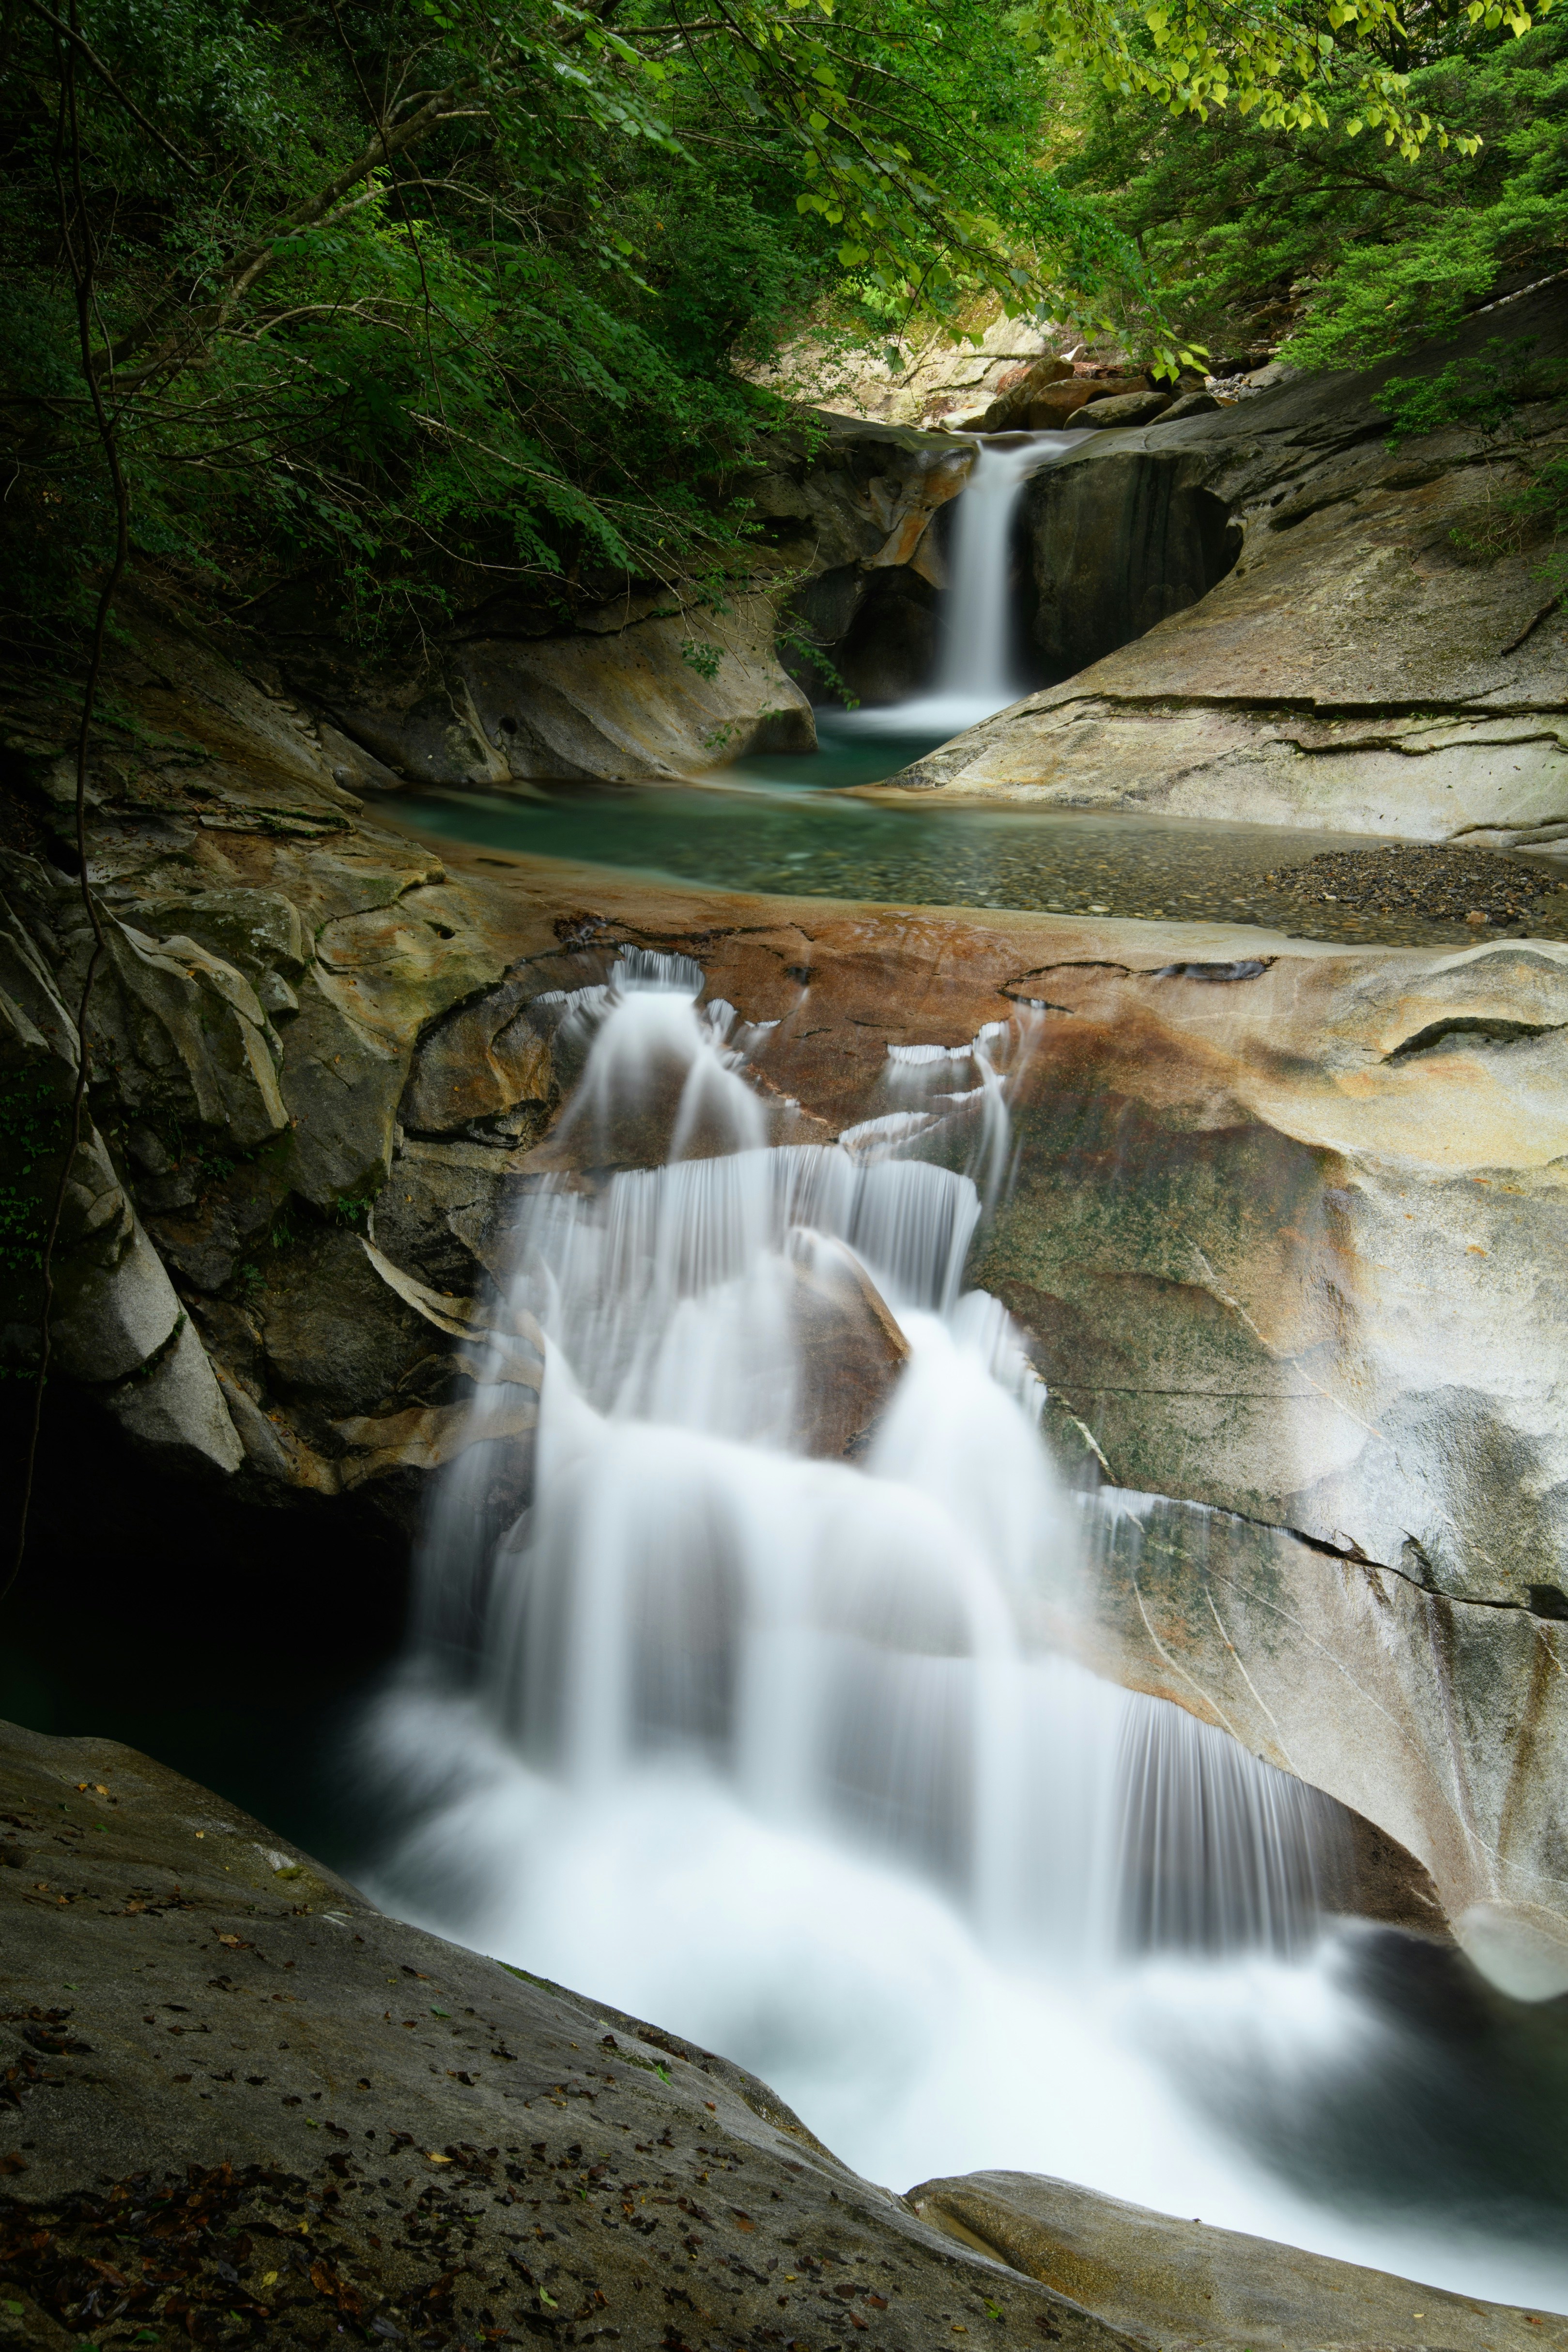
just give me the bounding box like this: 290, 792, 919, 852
841, 431, 1078, 737
368, 954, 1337, 1994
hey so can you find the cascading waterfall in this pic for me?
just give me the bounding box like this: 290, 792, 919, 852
357, 953, 1568, 2307
394, 951, 1332, 1966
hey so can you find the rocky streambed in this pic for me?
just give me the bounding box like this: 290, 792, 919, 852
3, 277, 1568, 2346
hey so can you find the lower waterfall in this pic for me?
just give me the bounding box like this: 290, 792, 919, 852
357, 953, 1568, 2310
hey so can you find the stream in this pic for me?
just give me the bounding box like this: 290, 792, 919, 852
13, 430, 1568, 2321
384, 430, 1568, 948
345, 954, 1568, 2314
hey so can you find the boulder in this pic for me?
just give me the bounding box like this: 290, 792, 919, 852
789, 1231, 910, 1457
1068, 389, 1172, 430
124, 886, 309, 980
69, 915, 289, 1153
1158, 388, 1221, 421
909, 2172, 1559, 2352
400, 973, 555, 1136
979, 354, 1076, 433
1022, 381, 1096, 429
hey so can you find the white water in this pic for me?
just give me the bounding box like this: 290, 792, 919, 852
360, 953, 1568, 2314
838, 431, 1078, 737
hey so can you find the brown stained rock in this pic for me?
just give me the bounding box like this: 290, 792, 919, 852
789, 1236, 909, 1459
401, 975, 555, 1135
978, 355, 1077, 433
908, 2172, 1566, 2352
1022, 380, 1096, 428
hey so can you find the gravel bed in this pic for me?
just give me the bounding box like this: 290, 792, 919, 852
1268, 843, 1568, 929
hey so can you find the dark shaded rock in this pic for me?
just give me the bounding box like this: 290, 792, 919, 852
259, 1229, 437, 1420
765, 415, 972, 705
0, 1719, 1131, 2352
1021, 449, 1241, 679
1157, 389, 1220, 421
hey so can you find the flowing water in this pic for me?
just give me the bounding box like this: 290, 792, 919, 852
833, 431, 1076, 739
380, 427, 1568, 944
356, 954, 1568, 2312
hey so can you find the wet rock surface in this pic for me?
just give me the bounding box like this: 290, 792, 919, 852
3, 1721, 1561, 2352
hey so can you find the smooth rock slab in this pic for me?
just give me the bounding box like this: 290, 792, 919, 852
0, 1720, 1121, 2352
910, 2172, 1568, 2352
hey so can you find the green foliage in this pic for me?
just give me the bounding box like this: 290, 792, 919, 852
334, 1190, 374, 1229
1055, 4, 1568, 371
1368, 334, 1568, 602
1374, 334, 1565, 441
1, 0, 1519, 654
680, 638, 724, 682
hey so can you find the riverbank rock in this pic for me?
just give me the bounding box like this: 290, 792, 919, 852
0, 1719, 1121, 2352
908, 2172, 1564, 2352
876, 279, 1568, 847
3, 1718, 1561, 2352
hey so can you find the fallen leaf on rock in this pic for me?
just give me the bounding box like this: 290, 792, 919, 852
0, 2153, 26, 2174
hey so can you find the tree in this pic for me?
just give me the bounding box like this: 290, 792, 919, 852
0, 0, 1550, 648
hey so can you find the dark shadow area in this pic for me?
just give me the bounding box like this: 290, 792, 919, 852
783, 559, 941, 707
0, 1396, 411, 1869
1021, 448, 1242, 677
1172, 1924, 1568, 2244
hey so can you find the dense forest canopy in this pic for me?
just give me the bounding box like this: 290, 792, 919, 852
0, 0, 1562, 652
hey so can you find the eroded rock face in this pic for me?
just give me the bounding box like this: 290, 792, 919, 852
1021, 447, 1241, 679
881, 281, 1568, 846
291, 591, 817, 789
4, 608, 1566, 1990
757, 415, 974, 705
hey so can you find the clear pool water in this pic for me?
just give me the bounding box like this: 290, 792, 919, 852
381, 715, 1568, 948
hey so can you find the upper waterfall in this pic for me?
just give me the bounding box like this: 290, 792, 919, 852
841, 430, 1080, 738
